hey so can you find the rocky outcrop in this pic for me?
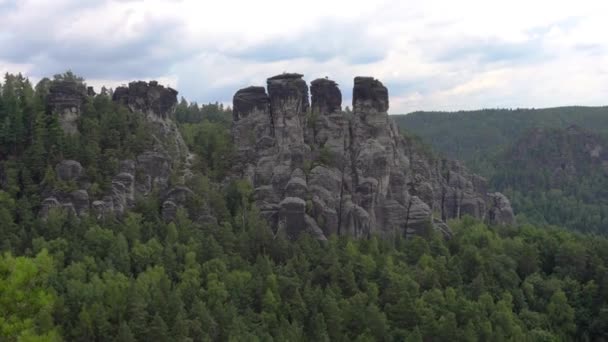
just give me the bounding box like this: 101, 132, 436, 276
113, 81, 177, 119
105, 82, 193, 219
160, 186, 194, 221
230, 73, 514, 240
56, 160, 86, 184
487, 192, 515, 225
41, 81, 200, 222
47, 80, 87, 134
113, 81, 189, 166
40, 160, 91, 219
311, 78, 342, 114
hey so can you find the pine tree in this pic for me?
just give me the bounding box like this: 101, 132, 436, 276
109, 233, 131, 274
148, 313, 170, 342
115, 322, 136, 342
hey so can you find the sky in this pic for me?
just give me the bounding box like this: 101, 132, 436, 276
0, 0, 607, 114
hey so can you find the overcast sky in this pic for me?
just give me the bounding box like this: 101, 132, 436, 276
1, 0, 607, 113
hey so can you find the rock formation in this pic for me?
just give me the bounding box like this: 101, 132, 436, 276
113, 81, 189, 166
40, 74, 513, 240
40, 160, 91, 218
47, 80, 87, 134
42, 81, 198, 222
231, 73, 514, 240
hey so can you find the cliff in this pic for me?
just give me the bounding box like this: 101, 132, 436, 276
41, 81, 197, 223
231, 74, 514, 240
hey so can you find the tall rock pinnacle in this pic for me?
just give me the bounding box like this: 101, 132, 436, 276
229, 73, 515, 240
353, 76, 389, 113
311, 78, 342, 114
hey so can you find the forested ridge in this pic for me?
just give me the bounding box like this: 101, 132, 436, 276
396, 108, 608, 236
1, 73, 608, 341
394, 107, 608, 173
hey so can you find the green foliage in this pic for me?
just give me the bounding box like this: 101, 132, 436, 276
395, 106, 608, 173
397, 107, 608, 235
15, 202, 608, 342
0, 72, 157, 195
2, 72, 608, 341
318, 145, 333, 166
0, 250, 60, 341
180, 121, 233, 180
174, 97, 231, 125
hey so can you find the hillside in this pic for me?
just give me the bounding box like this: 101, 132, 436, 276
396, 107, 608, 234
0, 72, 605, 341
493, 125, 608, 233
394, 106, 608, 174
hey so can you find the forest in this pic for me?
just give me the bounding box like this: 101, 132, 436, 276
394, 107, 608, 172
397, 108, 608, 236
1, 73, 608, 341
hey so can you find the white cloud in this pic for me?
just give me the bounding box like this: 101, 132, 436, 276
0, 0, 607, 113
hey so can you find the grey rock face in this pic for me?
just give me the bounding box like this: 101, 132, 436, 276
55, 160, 85, 182
40, 197, 61, 218
40, 161, 91, 220
161, 186, 195, 222
113, 80, 178, 119
110, 172, 135, 216
41, 80, 198, 222
70, 190, 90, 216
47, 80, 87, 135
487, 192, 515, 225
40, 189, 90, 219
352, 76, 389, 113
233, 86, 270, 121
108, 81, 197, 220
135, 151, 172, 195
92, 198, 114, 220
232, 87, 273, 173
311, 78, 342, 114
267, 74, 309, 148
113, 81, 189, 165
230, 73, 514, 240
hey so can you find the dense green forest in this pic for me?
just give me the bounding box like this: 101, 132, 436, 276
6, 206, 608, 341
490, 126, 608, 234
396, 108, 608, 235
394, 107, 608, 173
2, 73, 608, 341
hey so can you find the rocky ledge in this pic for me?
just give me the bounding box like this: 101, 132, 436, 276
231, 73, 514, 240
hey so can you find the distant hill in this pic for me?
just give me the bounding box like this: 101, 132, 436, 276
393, 106, 608, 174
396, 107, 608, 233
492, 125, 608, 233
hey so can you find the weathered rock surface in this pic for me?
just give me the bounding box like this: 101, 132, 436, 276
42, 81, 199, 222
40, 189, 90, 218
113, 80, 178, 119
311, 78, 342, 114
113, 81, 189, 166
47, 80, 87, 134
161, 186, 194, 222
487, 192, 515, 226
55, 160, 85, 183
230, 73, 515, 240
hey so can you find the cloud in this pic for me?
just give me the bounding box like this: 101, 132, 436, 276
0, 0, 198, 79
228, 20, 388, 64
0, 0, 607, 114
433, 37, 548, 65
